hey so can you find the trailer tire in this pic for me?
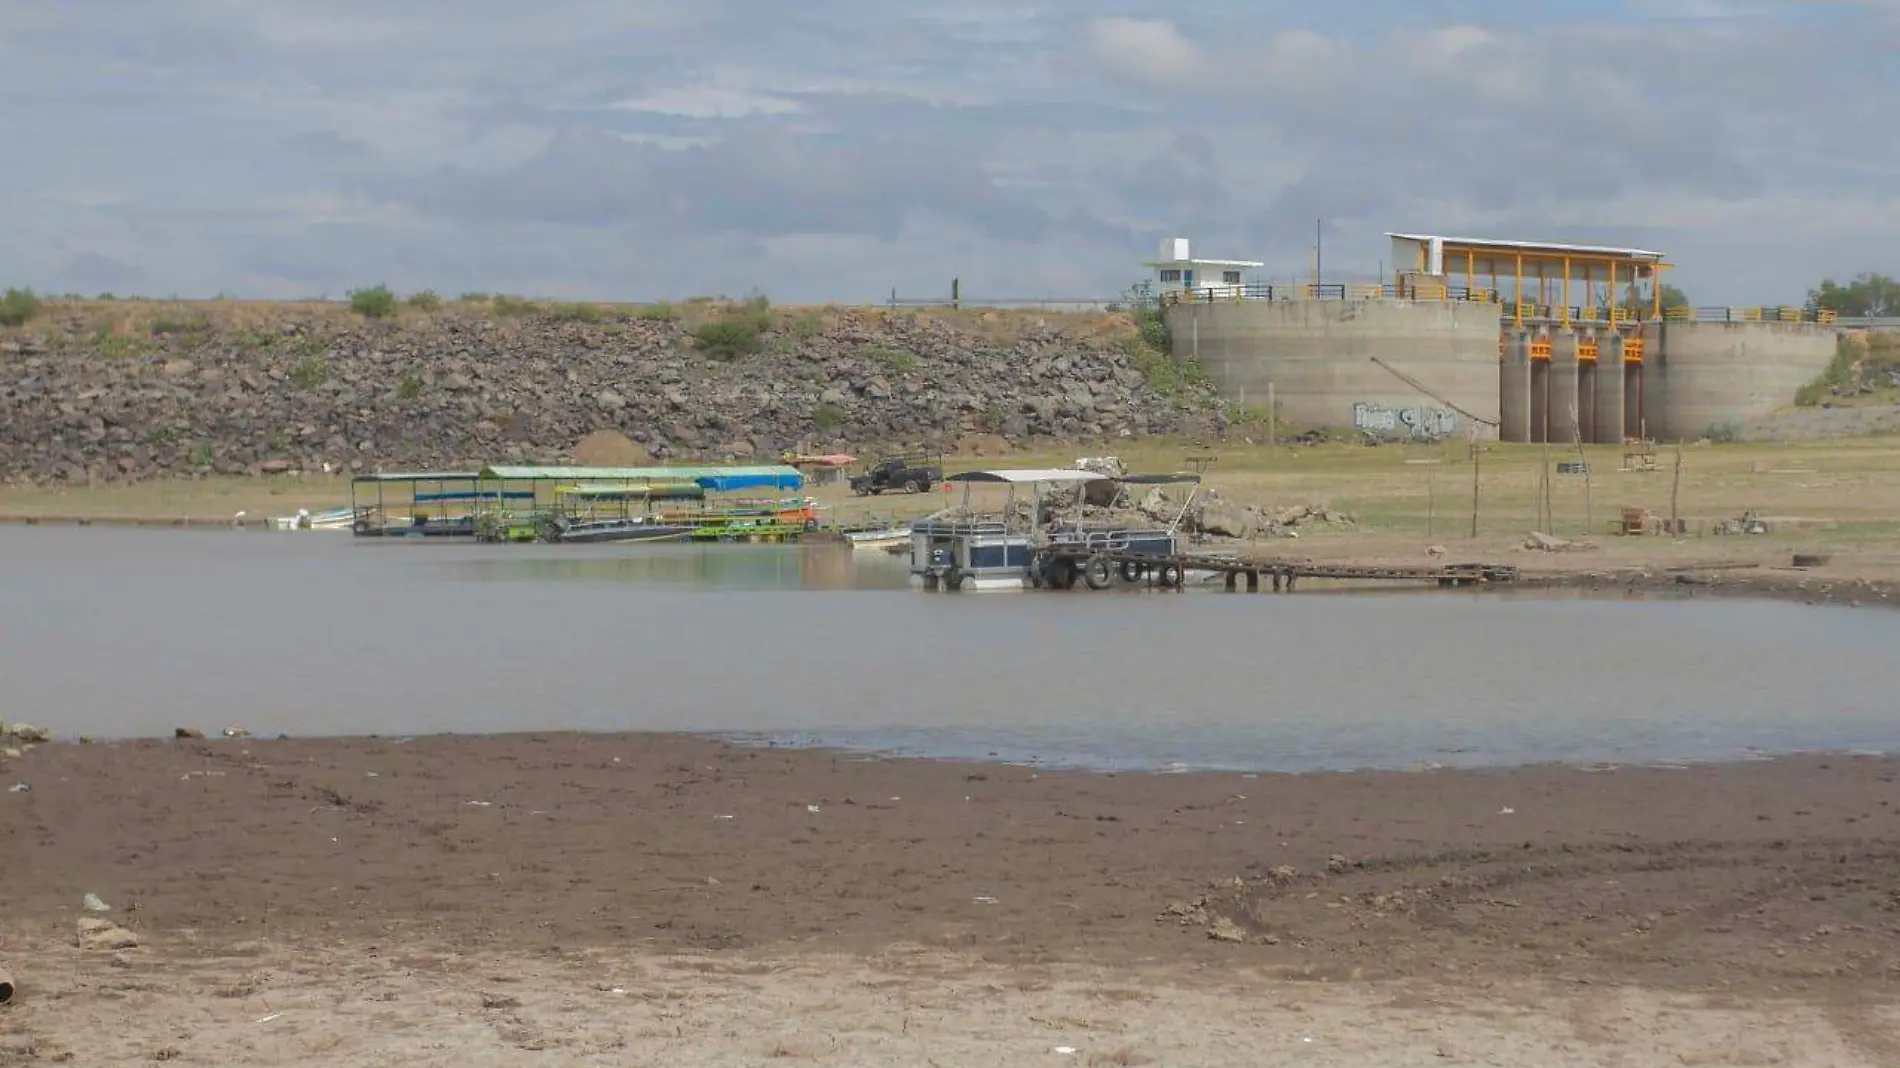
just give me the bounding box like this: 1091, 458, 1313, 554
1082, 556, 1112, 590
1118, 560, 1145, 583
1156, 563, 1183, 589
944, 568, 965, 591
1046, 557, 1078, 591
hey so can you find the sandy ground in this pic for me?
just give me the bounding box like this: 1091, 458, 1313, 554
6, 735, 1900, 1065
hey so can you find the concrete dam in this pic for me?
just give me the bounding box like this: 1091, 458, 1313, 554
1152, 233, 1839, 443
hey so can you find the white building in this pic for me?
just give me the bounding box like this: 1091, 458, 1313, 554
1142, 237, 1263, 298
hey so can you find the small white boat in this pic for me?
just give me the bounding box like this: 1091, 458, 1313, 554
270, 506, 357, 531
844, 525, 912, 551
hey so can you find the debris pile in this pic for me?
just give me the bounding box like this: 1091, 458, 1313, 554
1521, 531, 1600, 553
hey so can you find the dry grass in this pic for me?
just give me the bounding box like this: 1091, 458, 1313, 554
0, 297, 1132, 351
6, 437, 1900, 552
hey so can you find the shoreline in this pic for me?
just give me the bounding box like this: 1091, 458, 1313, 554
8, 733, 1900, 1065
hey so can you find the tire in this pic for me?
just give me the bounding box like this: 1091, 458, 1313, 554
1156, 563, 1183, 588
1046, 557, 1078, 591
944, 568, 965, 591
1117, 560, 1145, 583
1082, 555, 1112, 590
803, 518, 820, 531
903, 479, 920, 494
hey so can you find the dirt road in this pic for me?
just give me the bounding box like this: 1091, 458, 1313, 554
5, 734, 1900, 1064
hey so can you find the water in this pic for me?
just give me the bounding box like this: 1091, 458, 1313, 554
3, 525, 1899, 772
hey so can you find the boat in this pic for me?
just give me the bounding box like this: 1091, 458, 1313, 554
545, 515, 692, 544
269, 506, 357, 531
842, 524, 913, 551
907, 469, 1199, 592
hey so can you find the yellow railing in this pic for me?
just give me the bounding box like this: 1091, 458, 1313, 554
1158, 288, 1850, 326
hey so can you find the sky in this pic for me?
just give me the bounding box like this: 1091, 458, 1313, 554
2, 1, 1895, 306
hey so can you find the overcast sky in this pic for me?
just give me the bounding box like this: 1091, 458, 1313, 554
2, 1, 1895, 305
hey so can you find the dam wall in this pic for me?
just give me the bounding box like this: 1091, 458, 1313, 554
1165, 300, 1503, 440
1645, 321, 1839, 440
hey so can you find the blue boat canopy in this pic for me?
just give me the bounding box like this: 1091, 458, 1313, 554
477, 464, 804, 492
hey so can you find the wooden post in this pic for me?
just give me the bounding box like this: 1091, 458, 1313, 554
1572, 417, 1592, 536
1540, 438, 1552, 533
1426, 461, 1435, 537
1469, 432, 1481, 538
1266, 382, 1276, 449
1670, 439, 1684, 534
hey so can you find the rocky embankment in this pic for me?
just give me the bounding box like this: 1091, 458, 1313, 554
0, 300, 1225, 483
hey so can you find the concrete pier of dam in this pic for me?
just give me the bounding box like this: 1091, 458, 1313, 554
1165, 299, 1840, 443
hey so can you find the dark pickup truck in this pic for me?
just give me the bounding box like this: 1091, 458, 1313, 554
848, 454, 942, 495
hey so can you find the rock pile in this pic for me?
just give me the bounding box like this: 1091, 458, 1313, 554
0, 302, 1227, 484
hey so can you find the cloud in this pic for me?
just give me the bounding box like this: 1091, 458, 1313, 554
0, 1, 1896, 305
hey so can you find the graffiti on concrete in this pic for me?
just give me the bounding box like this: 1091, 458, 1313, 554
1352, 402, 1459, 440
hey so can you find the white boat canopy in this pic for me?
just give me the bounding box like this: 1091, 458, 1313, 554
945, 469, 1111, 484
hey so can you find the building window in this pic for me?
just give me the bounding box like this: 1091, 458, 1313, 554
1159, 269, 1182, 283
1222, 270, 1243, 285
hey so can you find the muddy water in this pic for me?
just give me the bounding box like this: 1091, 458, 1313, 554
4, 526, 1899, 771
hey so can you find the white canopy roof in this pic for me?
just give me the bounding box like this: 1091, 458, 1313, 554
946, 469, 1110, 485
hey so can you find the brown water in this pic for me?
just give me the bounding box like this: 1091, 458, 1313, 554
4, 526, 1898, 771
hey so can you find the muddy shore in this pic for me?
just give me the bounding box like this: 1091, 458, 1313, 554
6, 735, 1900, 1064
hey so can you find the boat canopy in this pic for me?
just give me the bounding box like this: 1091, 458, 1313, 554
477, 464, 804, 492
351, 471, 482, 483
946, 469, 1110, 485
1116, 472, 1203, 484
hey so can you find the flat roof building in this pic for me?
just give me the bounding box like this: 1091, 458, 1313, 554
1143, 238, 1263, 297
1386, 232, 1673, 325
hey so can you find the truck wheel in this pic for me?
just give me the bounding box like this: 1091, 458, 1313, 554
903, 479, 919, 494
1082, 556, 1112, 590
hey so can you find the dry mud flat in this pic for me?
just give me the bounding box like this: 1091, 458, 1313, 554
6, 735, 1900, 1065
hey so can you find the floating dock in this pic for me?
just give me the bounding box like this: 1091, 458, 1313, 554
1032, 546, 1517, 592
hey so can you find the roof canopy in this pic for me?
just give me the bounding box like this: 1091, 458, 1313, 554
1117, 472, 1203, 484
947, 469, 1110, 485
352, 471, 482, 483
478, 464, 804, 492
1386, 232, 1665, 262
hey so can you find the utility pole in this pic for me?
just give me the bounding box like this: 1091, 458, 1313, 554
1314, 217, 1323, 289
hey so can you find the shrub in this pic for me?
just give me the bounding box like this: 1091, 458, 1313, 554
811, 403, 845, 429
550, 302, 603, 323
397, 369, 424, 399
860, 344, 919, 374
458, 291, 489, 302
631, 302, 678, 321
489, 294, 537, 317
290, 354, 329, 389
349, 284, 398, 319
691, 296, 773, 361
1704, 420, 1742, 443
0, 287, 43, 327
406, 289, 443, 311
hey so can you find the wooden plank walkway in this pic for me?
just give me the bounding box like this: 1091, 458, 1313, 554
1036, 547, 1517, 592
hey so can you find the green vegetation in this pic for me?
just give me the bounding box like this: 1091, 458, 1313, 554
348, 284, 398, 319
149, 311, 211, 338
631, 301, 679, 321
1703, 420, 1742, 443
691, 295, 773, 361
1807, 272, 1897, 317
96, 332, 140, 359
290, 354, 329, 389
810, 402, 845, 429
1110, 281, 1211, 401
396, 369, 425, 400
405, 289, 443, 311
187, 442, 215, 468
489, 294, 537, 317
1794, 333, 1900, 407
0, 287, 40, 327
860, 343, 919, 374
148, 425, 181, 447
550, 302, 604, 323
458, 292, 490, 303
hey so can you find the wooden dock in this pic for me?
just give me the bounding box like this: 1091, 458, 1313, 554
1035, 547, 1517, 592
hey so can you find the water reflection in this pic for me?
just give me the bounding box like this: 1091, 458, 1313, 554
3, 525, 1900, 772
